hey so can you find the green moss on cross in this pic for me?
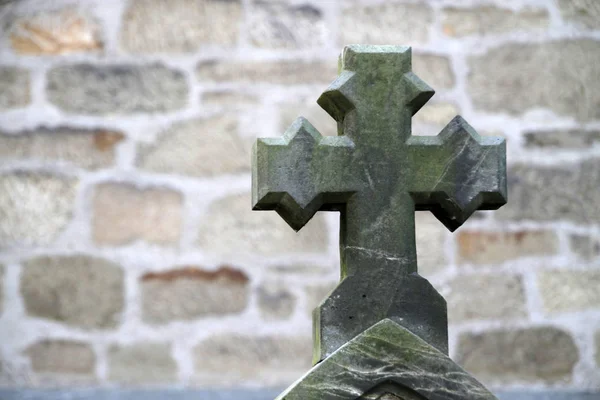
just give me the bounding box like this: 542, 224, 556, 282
252, 45, 506, 363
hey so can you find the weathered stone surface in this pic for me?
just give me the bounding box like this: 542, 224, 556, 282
538, 270, 600, 314
202, 91, 259, 107
0, 127, 123, 169
524, 129, 600, 149
457, 230, 558, 265
9, 7, 102, 55
257, 281, 296, 320
20, 255, 124, 329
469, 40, 600, 121
108, 342, 177, 384
442, 6, 549, 37
0, 67, 30, 109
341, 3, 432, 45
197, 193, 328, 256
456, 327, 578, 384
279, 102, 337, 137
414, 102, 460, 126
196, 59, 336, 85
569, 234, 600, 261
194, 334, 311, 386
415, 212, 449, 276
443, 274, 526, 323
92, 183, 183, 246
249, 2, 326, 49
497, 160, 600, 223
253, 45, 506, 362
558, 0, 600, 29
413, 54, 455, 90
47, 64, 188, 115
141, 266, 249, 324
121, 0, 241, 53
137, 116, 248, 177
278, 319, 496, 400
25, 340, 95, 375
0, 172, 77, 248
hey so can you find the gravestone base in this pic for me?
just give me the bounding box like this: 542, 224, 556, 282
277, 319, 497, 400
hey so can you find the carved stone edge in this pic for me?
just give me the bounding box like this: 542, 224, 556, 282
276, 319, 498, 400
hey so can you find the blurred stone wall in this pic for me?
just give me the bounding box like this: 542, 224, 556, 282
0, 0, 598, 392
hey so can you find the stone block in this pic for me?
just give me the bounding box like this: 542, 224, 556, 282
569, 234, 600, 261
456, 327, 579, 384
442, 6, 549, 37
0, 127, 123, 169
457, 230, 558, 265
558, 0, 600, 29
538, 270, 600, 314
413, 54, 454, 90
197, 193, 328, 256
0, 172, 77, 248
194, 334, 311, 386
92, 183, 183, 246
196, 59, 336, 85
9, 7, 102, 55
137, 116, 249, 177
443, 274, 526, 323
0, 67, 30, 110
497, 160, 600, 223
249, 2, 326, 49
257, 281, 296, 320
108, 342, 177, 384
24, 340, 95, 375
524, 129, 600, 149
121, 0, 241, 53
20, 255, 124, 329
341, 3, 432, 45
141, 266, 249, 324
47, 64, 188, 115
469, 40, 600, 121
415, 212, 450, 276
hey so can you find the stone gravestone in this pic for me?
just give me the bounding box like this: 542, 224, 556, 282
252, 45, 506, 400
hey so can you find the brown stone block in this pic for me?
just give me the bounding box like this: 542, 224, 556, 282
141, 266, 250, 324
0, 127, 123, 169
9, 8, 102, 55
457, 230, 558, 265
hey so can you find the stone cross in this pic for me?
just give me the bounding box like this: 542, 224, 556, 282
252, 45, 506, 400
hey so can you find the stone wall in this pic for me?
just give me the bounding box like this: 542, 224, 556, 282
0, 0, 598, 393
